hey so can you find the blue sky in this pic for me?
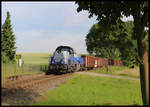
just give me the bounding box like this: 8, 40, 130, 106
2, 2, 133, 54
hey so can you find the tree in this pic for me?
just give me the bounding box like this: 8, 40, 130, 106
117, 21, 138, 67
86, 22, 121, 59
86, 21, 138, 68
76, 1, 149, 105
145, 30, 149, 60
1, 11, 16, 63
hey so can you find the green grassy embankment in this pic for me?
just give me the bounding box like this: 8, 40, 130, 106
87, 66, 140, 78
33, 74, 142, 106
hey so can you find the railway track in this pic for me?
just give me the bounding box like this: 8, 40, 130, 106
2, 73, 74, 89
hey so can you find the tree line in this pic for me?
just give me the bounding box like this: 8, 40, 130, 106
86, 20, 149, 68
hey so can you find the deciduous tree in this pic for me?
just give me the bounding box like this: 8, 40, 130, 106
76, 1, 149, 105
86, 21, 138, 68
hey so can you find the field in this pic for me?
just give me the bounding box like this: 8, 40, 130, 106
1, 53, 51, 78
19, 53, 51, 65
34, 74, 142, 105
2, 53, 143, 105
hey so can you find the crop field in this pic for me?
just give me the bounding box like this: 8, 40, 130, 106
34, 74, 142, 105
19, 53, 51, 65
1, 53, 51, 78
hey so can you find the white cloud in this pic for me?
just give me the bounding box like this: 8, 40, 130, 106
60, 4, 88, 27
59, 3, 97, 27
2, 2, 53, 23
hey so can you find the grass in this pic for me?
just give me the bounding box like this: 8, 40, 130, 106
1, 64, 42, 78
33, 74, 142, 106
87, 66, 140, 78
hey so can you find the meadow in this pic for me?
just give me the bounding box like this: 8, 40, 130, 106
87, 66, 140, 78
34, 74, 142, 105
20, 53, 51, 65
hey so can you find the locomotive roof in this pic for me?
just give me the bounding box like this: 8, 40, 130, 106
55, 45, 75, 53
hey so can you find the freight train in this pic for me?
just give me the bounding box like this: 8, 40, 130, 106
46, 45, 122, 74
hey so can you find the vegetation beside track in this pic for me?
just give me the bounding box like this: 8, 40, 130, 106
1, 53, 51, 78
33, 74, 142, 106
86, 66, 140, 78
1, 64, 42, 78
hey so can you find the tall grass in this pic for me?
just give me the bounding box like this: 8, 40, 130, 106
34, 74, 142, 105
87, 66, 140, 78
1, 64, 42, 78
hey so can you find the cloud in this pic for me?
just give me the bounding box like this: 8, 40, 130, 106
60, 4, 88, 27
59, 3, 98, 27
15, 30, 87, 54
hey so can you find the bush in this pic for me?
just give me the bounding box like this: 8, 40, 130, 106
1, 52, 9, 63
1, 52, 16, 64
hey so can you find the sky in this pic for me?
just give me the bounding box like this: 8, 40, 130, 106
1, 2, 133, 54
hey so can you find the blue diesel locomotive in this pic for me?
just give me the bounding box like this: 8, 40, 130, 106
46, 46, 84, 74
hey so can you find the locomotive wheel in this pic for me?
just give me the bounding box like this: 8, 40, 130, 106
71, 66, 74, 72
45, 71, 51, 75
75, 64, 80, 72
67, 66, 72, 73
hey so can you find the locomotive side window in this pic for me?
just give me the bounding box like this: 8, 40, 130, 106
56, 50, 61, 54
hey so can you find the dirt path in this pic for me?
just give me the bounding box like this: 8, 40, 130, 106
76, 72, 140, 81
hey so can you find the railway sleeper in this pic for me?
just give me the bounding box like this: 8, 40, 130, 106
2, 75, 46, 88
3, 73, 73, 89
21, 74, 71, 89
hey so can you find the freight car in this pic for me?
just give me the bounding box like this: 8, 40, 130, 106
108, 59, 122, 66
81, 55, 95, 70
46, 46, 122, 75
81, 55, 122, 70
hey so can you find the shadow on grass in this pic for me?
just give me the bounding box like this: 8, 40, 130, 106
2, 88, 41, 106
